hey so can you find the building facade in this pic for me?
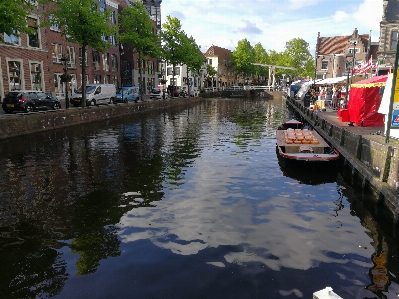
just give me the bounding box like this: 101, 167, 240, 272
315, 28, 377, 80
377, 0, 399, 74
0, 0, 122, 100
203, 45, 235, 88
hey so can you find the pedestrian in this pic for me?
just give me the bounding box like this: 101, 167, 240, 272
325, 87, 333, 108
332, 88, 341, 110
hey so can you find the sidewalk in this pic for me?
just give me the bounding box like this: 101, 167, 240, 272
298, 99, 387, 144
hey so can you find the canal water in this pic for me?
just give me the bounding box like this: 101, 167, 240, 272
1, 97, 399, 299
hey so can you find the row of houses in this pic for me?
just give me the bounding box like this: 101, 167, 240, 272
0, 0, 171, 100
0, 0, 237, 100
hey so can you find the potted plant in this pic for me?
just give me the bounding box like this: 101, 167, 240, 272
160, 79, 167, 85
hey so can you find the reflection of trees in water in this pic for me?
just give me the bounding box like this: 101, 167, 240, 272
0, 222, 68, 299
66, 190, 125, 275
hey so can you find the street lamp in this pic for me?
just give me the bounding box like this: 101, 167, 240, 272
60, 56, 70, 109
344, 39, 357, 108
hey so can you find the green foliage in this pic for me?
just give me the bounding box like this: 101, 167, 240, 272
0, 0, 35, 42
231, 39, 255, 76
45, 0, 118, 107
282, 38, 314, 78
183, 35, 204, 73
45, 0, 117, 52
119, 2, 161, 100
253, 43, 269, 78
206, 64, 217, 77
161, 16, 187, 67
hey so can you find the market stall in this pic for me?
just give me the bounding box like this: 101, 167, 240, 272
378, 74, 399, 138
347, 75, 388, 127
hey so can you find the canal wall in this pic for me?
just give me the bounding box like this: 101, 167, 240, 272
286, 97, 399, 220
201, 90, 283, 99
0, 97, 202, 140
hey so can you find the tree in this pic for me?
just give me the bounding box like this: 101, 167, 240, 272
282, 38, 314, 79
205, 64, 217, 88
161, 16, 187, 97
253, 43, 269, 83
231, 39, 255, 82
119, 2, 161, 101
0, 0, 34, 43
45, 0, 117, 107
181, 35, 204, 96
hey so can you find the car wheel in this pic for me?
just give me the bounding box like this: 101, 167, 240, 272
124, 98, 128, 104
24, 105, 33, 113
53, 102, 61, 110
92, 100, 96, 106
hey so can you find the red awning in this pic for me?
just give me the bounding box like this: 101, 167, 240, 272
351, 75, 388, 88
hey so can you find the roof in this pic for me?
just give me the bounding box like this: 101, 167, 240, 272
351, 75, 388, 88
204, 45, 232, 61
317, 34, 369, 55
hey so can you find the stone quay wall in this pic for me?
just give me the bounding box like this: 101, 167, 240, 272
0, 97, 203, 140
286, 97, 399, 220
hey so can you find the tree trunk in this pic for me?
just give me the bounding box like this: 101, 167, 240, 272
186, 67, 190, 97
81, 44, 87, 108
138, 55, 143, 102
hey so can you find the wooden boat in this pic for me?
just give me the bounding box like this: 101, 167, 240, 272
276, 119, 339, 162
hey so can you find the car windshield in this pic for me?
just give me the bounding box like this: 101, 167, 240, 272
116, 87, 131, 94
75, 86, 97, 94
152, 89, 161, 94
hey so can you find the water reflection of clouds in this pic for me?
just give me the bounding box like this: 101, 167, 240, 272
119, 189, 372, 272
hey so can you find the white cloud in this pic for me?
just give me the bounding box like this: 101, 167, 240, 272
161, 0, 383, 53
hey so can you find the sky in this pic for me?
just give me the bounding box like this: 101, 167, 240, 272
161, 0, 383, 55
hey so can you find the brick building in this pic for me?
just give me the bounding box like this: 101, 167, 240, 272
0, 0, 122, 100
315, 28, 378, 80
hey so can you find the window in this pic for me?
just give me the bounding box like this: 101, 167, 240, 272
167, 67, 173, 76
8, 61, 22, 90
391, 30, 398, 50
27, 17, 40, 48
5, 30, 19, 45
111, 54, 118, 71
67, 46, 76, 67
30, 63, 43, 90
112, 76, 118, 86
348, 48, 360, 54
104, 75, 110, 84
52, 44, 63, 63
93, 51, 100, 70
103, 53, 109, 71
49, 15, 60, 31
321, 60, 328, 70
109, 11, 117, 45
94, 75, 101, 84
147, 61, 154, 75
79, 48, 88, 66
174, 67, 180, 76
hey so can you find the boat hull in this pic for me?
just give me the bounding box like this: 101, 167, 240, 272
276, 119, 339, 162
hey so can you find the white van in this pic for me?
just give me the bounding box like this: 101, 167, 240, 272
71, 84, 116, 107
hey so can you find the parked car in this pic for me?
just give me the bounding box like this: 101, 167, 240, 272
114, 86, 140, 103
149, 88, 168, 100
167, 85, 181, 97
71, 84, 116, 106
2, 90, 61, 113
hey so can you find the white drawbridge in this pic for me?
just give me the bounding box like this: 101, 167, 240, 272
252, 63, 296, 87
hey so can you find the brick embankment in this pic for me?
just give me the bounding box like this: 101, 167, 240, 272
285, 96, 399, 220
0, 96, 202, 140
